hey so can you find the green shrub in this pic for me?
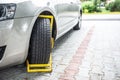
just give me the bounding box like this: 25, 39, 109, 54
84, 5, 95, 13
105, 0, 120, 12
82, 1, 102, 13
82, 1, 95, 13
96, 8, 102, 12
114, 0, 120, 11
105, 4, 109, 10
83, 4, 96, 13
83, 5, 102, 13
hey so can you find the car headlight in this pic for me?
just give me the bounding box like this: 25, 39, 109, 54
0, 4, 16, 21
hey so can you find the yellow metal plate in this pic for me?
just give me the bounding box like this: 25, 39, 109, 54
27, 54, 52, 72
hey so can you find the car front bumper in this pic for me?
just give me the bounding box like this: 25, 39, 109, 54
0, 17, 35, 68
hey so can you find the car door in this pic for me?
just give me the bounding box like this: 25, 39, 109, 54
68, 0, 80, 20
56, 0, 72, 27
55, 0, 80, 38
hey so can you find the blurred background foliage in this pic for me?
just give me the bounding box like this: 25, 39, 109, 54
81, 0, 120, 13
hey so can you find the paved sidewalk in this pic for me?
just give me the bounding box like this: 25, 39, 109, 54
85, 21, 120, 80
0, 14, 120, 80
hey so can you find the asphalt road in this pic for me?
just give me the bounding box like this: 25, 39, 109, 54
0, 14, 120, 80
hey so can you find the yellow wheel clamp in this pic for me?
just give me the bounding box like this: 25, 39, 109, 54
27, 15, 54, 72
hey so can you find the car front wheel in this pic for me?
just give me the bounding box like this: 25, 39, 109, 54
73, 14, 82, 30
28, 18, 52, 64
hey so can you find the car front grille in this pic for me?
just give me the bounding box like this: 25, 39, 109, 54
0, 46, 6, 60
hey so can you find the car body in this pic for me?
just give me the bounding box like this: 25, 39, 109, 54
0, 0, 82, 68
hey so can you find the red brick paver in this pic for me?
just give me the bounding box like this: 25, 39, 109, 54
59, 26, 95, 80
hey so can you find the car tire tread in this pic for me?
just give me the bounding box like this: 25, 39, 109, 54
28, 18, 51, 64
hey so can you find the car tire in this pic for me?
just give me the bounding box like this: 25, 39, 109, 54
73, 15, 82, 30
28, 18, 51, 64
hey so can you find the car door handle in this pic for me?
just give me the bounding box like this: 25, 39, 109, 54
70, 2, 73, 4
47, 2, 50, 6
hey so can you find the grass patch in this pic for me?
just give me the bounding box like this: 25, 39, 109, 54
83, 8, 120, 14
82, 1, 120, 14
83, 12, 120, 15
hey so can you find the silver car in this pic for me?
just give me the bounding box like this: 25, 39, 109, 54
0, 0, 82, 69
